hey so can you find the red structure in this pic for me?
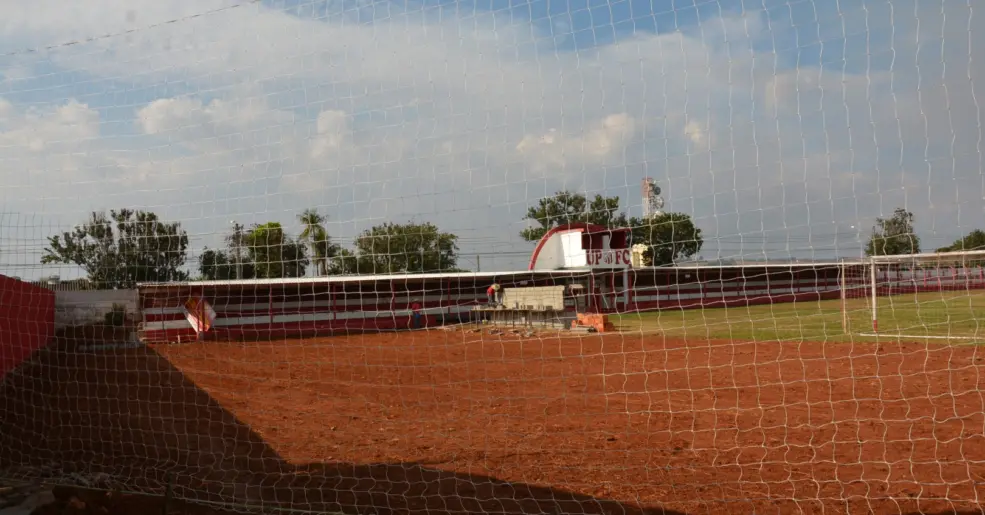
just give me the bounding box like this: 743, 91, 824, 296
136, 235, 985, 344
626, 264, 847, 311
528, 223, 632, 270
136, 264, 855, 343
0, 274, 55, 378
138, 271, 591, 343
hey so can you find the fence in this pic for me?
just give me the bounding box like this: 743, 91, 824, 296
137, 271, 590, 343
133, 263, 985, 343
0, 275, 55, 379
6, 262, 985, 514
626, 264, 847, 310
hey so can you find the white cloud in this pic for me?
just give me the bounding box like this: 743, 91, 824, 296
683, 120, 706, 147
0, 0, 981, 276
310, 110, 352, 160
0, 99, 109, 211
0, 99, 99, 153
515, 113, 637, 170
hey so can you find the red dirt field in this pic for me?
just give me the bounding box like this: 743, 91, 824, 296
3, 329, 985, 515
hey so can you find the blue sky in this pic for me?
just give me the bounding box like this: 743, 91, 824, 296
0, 0, 981, 279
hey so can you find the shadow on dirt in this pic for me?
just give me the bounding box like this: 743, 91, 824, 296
0, 332, 678, 515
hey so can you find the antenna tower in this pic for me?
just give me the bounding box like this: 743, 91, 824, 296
641, 177, 665, 218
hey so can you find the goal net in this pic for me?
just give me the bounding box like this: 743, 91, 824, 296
0, 0, 983, 514
862, 250, 985, 341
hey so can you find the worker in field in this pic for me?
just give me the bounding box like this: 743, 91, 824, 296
410, 299, 423, 329
486, 282, 501, 306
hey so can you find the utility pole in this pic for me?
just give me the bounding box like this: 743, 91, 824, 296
476, 255, 481, 272
231, 220, 243, 280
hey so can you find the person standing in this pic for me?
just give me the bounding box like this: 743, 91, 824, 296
486, 283, 500, 306
410, 299, 423, 329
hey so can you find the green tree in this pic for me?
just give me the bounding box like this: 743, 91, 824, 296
298, 208, 340, 277
935, 229, 985, 267
520, 191, 629, 241
629, 213, 703, 266
41, 209, 189, 288
937, 229, 985, 253
327, 248, 365, 275
519, 190, 704, 266
246, 222, 309, 278
226, 222, 250, 276
331, 222, 459, 274
198, 247, 257, 281
198, 223, 257, 280
865, 208, 921, 257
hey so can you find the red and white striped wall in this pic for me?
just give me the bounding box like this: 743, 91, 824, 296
138, 271, 588, 343
137, 264, 985, 343
624, 265, 848, 310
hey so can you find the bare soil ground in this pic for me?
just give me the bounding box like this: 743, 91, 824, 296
3, 327, 985, 514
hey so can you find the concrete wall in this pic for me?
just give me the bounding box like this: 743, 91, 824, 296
501, 286, 567, 311
0, 274, 55, 378
55, 290, 138, 329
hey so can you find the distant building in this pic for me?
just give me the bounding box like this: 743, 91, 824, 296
29, 276, 95, 291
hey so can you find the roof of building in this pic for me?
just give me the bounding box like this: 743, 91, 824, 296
137, 268, 595, 290
137, 259, 872, 290
528, 223, 633, 270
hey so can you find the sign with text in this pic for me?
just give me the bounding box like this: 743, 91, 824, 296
184, 296, 216, 334
586, 248, 632, 268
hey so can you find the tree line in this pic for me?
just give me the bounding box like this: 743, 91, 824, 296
40, 209, 465, 288
38, 191, 707, 288
41, 200, 985, 289
864, 207, 985, 257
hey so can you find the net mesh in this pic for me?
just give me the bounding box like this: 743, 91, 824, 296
1, 0, 984, 513
863, 251, 985, 341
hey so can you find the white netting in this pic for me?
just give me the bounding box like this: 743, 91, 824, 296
1, 0, 984, 514
862, 250, 985, 341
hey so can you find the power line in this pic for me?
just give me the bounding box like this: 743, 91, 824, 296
0, 0, 262, 58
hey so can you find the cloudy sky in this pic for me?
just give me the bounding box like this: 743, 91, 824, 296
0, 0, 981, 279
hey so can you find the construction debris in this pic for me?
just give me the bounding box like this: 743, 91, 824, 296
569, 313, 614, 333
569, 325, 597, 334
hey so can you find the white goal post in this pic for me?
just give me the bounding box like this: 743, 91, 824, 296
855, 250, 985, 340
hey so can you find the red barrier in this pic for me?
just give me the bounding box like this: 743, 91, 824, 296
0, 275, 55, 378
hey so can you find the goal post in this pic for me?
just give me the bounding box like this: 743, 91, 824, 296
870, 257, 877, 333
838, 258, 876, 335
840, 259, 847, 332
860, 250, 985, 340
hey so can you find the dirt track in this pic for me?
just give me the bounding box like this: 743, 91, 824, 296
3, 328, 985, 514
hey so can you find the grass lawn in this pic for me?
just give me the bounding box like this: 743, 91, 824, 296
612, 290, 985, 344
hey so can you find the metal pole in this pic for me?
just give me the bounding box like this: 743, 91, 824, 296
840, 259, 847, 333
870, 257, 878, 333
162, 472, 173, 515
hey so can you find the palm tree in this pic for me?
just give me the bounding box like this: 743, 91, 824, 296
298, 209, 336, 277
